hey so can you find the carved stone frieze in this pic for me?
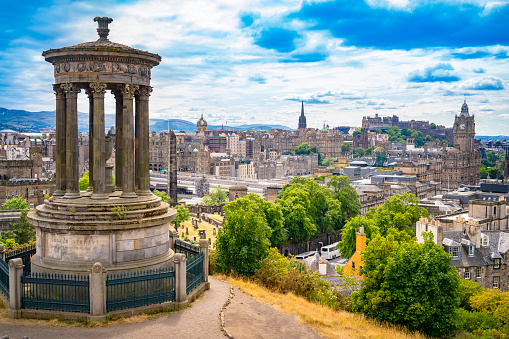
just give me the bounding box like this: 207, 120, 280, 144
53, 60, 152, 79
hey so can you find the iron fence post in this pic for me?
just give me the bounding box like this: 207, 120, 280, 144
199, 239, 209, 283
173, 253, 187, 309
89, 262, 107, 321
7, 258, 23, 318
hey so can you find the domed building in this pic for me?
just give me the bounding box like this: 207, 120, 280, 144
197, 113, 207, 134
441, 101, 481, 190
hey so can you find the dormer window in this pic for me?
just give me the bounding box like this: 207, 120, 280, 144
469, 246, 475, 256
494, 258, 501, 269
482, 237, 489, 247
451, 247, 460, 258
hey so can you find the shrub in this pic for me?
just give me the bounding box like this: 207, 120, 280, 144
254, 249, 352, 311
456, 308, 501, 335
458, 279, 485, 311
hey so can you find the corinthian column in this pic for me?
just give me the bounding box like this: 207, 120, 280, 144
53, 84, 66, 196
135, 86, 152, 195
90, 82, 108, 199
112, 89, 123, 190
61, 83, 81, 199
120, 84, 138, 198
85, 88, 94, 191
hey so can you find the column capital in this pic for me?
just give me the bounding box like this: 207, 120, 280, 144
61, 83, 81, 99
53, 84, 65, 99
137, 86, 153, 101
119, 84, 139, 100
89, 82, 107, 98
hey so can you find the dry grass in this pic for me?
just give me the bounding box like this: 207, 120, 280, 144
219, 275, 429, 339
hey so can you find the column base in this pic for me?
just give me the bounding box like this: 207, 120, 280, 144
137, 190, 152, 196
120, 191, 138, 199
63, 192, 81, 199
53, 189, 65, 197
91, 192, 108, 200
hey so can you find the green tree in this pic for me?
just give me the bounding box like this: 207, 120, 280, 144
3, 210, 36, 245
430, 122, 437, 129
471, 289, 509, 332
353, 129, 361, 136
1, 196, 28, 210
276, 184, 316, 243
365, 193, 428, 237
294, 142, 313, 155
152, 189, 169, 202
172, 205, 190, 229
215, 197, 272, 276
327, 176, 361, 223
321, 157, 334, 167
353, 147, 365, 158
202, 186, 228, 205
365, 146, 376, 156
79, 171, 89, 191
341, 142, 351, 154
338, 216, 379, 258
353, 231, 460, 338
458, 278, 485, 311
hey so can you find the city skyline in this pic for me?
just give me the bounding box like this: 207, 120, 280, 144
0, 0, 508, 134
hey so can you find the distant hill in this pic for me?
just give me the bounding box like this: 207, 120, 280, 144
0, 107, 293, 133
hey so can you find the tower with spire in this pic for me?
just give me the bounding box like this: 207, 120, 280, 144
298, 100, 307, 130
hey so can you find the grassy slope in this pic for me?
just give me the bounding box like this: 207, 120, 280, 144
221, 275, 428, 339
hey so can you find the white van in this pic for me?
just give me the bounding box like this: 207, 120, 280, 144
321, 242, 339, 260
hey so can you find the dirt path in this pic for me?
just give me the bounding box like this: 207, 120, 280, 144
223, 287, 322, 339
0, 277, 322, 339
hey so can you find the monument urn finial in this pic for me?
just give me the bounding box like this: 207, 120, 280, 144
94, 16, 113, 41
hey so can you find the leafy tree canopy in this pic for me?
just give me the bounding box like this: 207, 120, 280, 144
2, 210, 35, 245
341, 142, 352, 154
202, 186, 228, 206
172, 205, 190, 229
338, 216, 379, 259
214, 196, 272, 276
353, 231, 459, 338
2, 196, 28, 210
79, 171, 89, 191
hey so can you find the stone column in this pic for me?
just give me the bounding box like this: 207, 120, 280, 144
53, 84, 66, 196
7, 258, 23, 318
120, 84, 138, 198
135, 86, 152, 195
61, 83, 81, 199
199, 239, 209, 283
0, 244, 5, 261
113, 89, 123, 190
88, 262, 107, 321
86, 88, 94, 191
173, 253, 187, 307
90, 83, 108, 200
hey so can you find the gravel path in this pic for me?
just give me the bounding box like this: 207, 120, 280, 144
0, 277, 322, 339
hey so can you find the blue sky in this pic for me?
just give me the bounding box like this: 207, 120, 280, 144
0, 0, 508, 134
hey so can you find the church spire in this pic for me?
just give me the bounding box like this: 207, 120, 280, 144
298, 100, 307, 130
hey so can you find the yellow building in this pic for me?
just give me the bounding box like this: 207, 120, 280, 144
344, 227, 366, 280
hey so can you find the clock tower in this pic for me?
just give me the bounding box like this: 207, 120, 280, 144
453, 100, 475, 153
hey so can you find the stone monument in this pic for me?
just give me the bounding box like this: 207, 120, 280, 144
28, 17, 176, 275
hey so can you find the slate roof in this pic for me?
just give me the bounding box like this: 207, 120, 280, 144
443, 230, 487, 268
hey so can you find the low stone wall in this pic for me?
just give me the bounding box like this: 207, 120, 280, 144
187, 204, 224, 215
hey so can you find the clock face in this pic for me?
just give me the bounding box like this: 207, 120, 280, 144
459, 124, 466, 130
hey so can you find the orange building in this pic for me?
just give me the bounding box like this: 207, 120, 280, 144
344, 226, 366, 280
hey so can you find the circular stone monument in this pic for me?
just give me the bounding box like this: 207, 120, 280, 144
28, 17, 176, 275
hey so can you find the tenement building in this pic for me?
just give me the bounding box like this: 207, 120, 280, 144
417, 197, 509, 291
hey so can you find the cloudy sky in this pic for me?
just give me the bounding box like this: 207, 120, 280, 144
1, 0, 508, 134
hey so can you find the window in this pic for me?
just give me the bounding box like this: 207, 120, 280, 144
464, 267, 470, 279
469, 246, 475, 256
476, 267, 482, 279
493, 276, 500, 289
494, 258, 501, 269
352, 261, 355, 269
452, 247, 460, 258
482, 238, 489, 247
29, 202, 34, 209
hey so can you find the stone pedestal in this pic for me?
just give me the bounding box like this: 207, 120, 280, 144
28, 193, 176, 275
